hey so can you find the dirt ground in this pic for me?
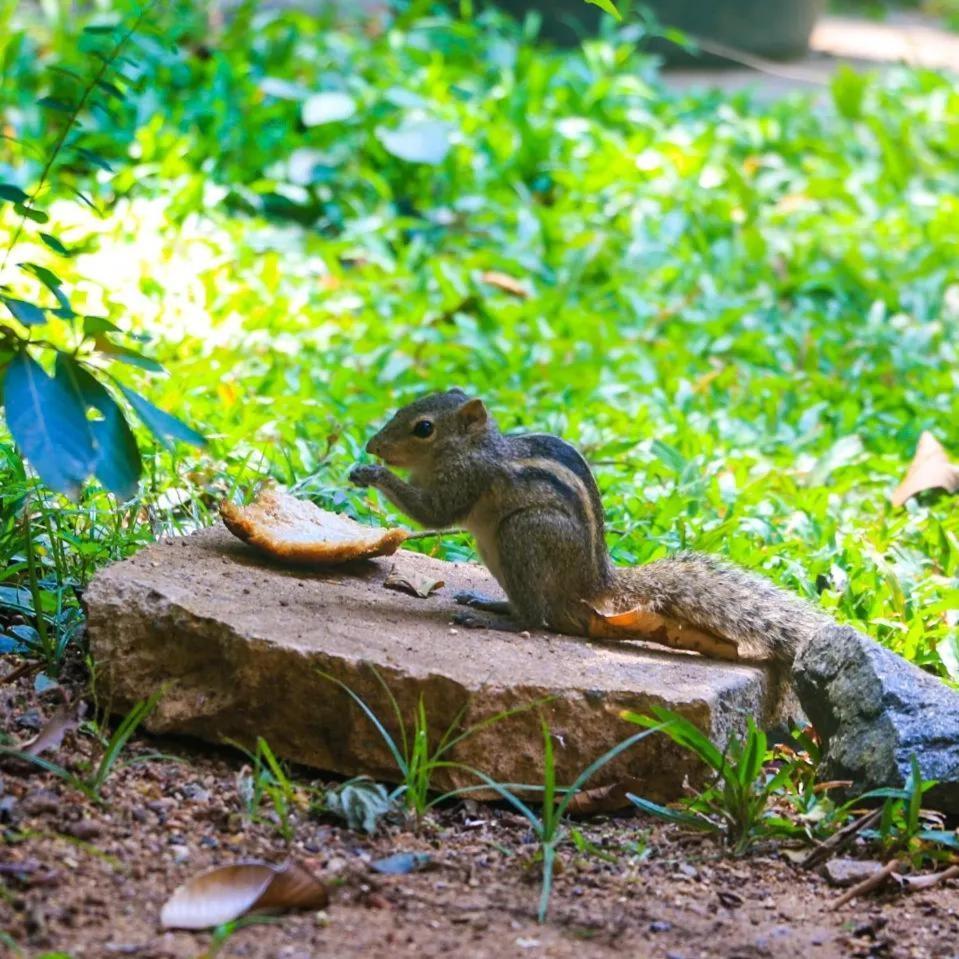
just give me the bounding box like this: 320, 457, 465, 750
2, 660, 958, 959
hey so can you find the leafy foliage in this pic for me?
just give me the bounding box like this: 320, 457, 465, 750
624, 706, 797, 854
232, 736, 301, 843
462, 718, 665, 921
324, 777, 397, 834
860, 755, 959, 867
0, 1, 204, 499
626, 710, 959, 865
319, 666, 541, 820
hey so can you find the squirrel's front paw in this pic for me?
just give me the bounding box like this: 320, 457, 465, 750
349, 464, 387, 488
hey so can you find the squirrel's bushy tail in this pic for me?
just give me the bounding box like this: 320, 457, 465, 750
614, 552, 831, 664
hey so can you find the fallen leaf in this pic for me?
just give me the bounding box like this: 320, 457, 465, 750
479, 271, 529, 299
20, 701, 86, 758
891, 431, 959, 507
584, 599, 740, 660
563, 777, 644, 815
370, 852, 431, 875
717, 889, 744, 908
383, 567, 444, 599
160, 861, 328, 930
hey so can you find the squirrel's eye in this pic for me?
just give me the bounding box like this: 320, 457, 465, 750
412, 419, 434, 439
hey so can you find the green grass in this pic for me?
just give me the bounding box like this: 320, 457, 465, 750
0, 2, 957, 677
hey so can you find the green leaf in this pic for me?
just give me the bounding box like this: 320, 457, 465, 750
937, 635, 959, 682
626, 793, 718, 831
1, 297, 46, 327
0, 183, 29, 203
70, 187, 99, 213
82, 316, 120, 337
14, 203, 48, 224
302, 92, 356, 126
94, 337, 164, 372
20, 261, 63, 291
37, 96, 75, 113
2, 350, 96, 496
832, 66, 867, 121
75, 147, 114, 172
585, 0, 622, 20
96, 79, 125, 100
19, 263, 73, 316
325, 778, 395, 834
118, 384, 206, 449
376, 121, 453, 165
259, 76, 310, 100
83, 22, 119, 34
56, 355, 142, 499
39, 233, 71, 256
622, 707, 725, 772
47, 64, 85, 82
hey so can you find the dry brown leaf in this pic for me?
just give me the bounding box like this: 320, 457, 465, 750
221, 488, 409, 565
563, 776, 644, 816
383, 567, 445, 599
479, 271, 529, 299
583, 600, 740, 661
891, 431, 959, 507
160, 861, 328, 930
20, 701, 86, 758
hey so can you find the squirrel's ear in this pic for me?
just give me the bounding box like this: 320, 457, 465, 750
457, 398, 488, 430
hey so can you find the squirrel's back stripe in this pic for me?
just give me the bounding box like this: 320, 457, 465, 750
510, 455, 603, 577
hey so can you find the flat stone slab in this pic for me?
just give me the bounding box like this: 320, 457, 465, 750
85, 525, 782, 801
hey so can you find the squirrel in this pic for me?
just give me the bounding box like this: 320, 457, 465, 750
349, 389, 832, 664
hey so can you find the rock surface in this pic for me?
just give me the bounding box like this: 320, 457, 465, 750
85, 525, 784, 800
793, 625, 959, 814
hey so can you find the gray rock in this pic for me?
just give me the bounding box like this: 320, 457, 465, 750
793, 625, 959, 813
84, 525, 785, 804
822, 858, 882, 888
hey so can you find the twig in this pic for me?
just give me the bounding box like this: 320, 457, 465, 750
1, 659, 40, 685
801, 808, 881, 870
898, 865, 959, 892
832, 859, 900, 909
677, 34, 831, 87
403, 528, 466, 541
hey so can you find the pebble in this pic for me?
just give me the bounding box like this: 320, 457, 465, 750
22, 789, 60, 816
170, 844, 191, 864
181, 783, 210, 803
15, 708, 42, 731
823, 858, 883, 888
65, 819, 102, 840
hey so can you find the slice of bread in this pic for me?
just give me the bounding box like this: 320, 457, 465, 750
220, 488, 408, 565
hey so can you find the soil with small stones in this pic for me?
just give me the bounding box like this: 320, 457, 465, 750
2, 658, 958, 959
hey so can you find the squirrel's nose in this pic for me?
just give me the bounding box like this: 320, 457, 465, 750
366, 435, 382, 456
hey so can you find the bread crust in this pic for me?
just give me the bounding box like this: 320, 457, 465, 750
221, 489, 408, 565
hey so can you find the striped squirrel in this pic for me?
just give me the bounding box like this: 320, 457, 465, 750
349, 389, 832, 663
